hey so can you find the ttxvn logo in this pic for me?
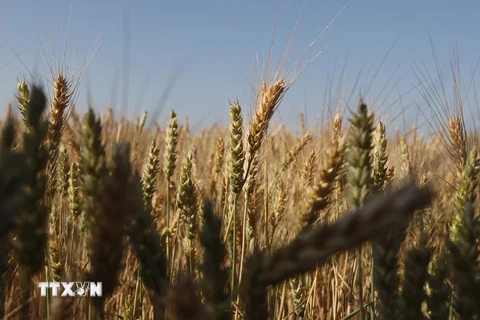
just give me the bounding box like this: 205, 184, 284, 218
38, 282, 102, 297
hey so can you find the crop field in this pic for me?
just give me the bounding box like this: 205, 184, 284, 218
1, 6, 480, 320
0, 60, 479, 320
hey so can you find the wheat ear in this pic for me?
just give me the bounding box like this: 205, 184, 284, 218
163, 110, 179, 275
13, 86, 49, 319
141, 139, 160, 208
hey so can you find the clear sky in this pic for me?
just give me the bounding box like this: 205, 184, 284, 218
1, 0, 480, 132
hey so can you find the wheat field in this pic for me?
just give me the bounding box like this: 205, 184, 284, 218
0, 43, 480, 320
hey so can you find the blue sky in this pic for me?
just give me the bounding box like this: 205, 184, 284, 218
1, 0, 480, 132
